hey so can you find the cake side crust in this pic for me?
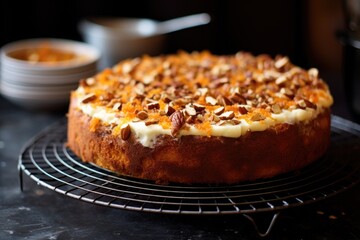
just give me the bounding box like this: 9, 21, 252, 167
67, 100, 331, 184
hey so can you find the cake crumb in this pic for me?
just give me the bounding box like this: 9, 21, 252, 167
329, 215, 337, 220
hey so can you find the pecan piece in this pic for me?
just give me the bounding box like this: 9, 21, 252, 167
280, 88, 295, 99
147, 102, 160, 110
81, 93, 96, 103
275, 76, 288, 85
308, 68, 319, 78
145, 119, 159, 126
219, 111, 235, 120
304, 99, 317, 109
161, 94, 172, 103
217, 95, 233, 106
251, 113, 266, 121
112, 102, 122, 111
205, 96, 218, 106
185, 104, 197, 116
214, 106, 225, 116
229, 92, 246, 104
120, 124, 131, 140
297, 99, 317, 110
275, 57, 289, 69
193, 103, 206, 112
136, 110, 148, 120
169, 110, 185, 136
186, 116, 195, 124
271, 104, 282, 114
238, 106, 248, 115
134, 83, 145, 95
165, 104, 176, 116
296, 99, 307, 109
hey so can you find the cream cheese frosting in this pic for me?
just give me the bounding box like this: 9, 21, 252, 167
75, 92, 331, 148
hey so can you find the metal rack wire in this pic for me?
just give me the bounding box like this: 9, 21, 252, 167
18, 115, 360, 237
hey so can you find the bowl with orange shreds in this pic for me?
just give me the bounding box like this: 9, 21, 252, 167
0, 38, 99, 110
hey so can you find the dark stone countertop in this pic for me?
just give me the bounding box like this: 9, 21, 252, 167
1, 92, 360, 240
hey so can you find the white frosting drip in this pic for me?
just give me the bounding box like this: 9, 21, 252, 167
77, 95, 330, 148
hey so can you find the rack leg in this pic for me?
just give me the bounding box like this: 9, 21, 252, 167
243, 212, 280, 237
18, 166, 24, 192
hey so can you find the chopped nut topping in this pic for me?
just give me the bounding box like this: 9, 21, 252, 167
275, 76, 288, 85
238, 106, 248, 115
296, 99, 317, 110
81, 93, 96, 103
86, 77, 95, 86
232, 119, 241, 125
217, 95, 232, 106
216, 120, 226, 126
145, 119, 159, 126
134, 83, 145, 95
136, 110, 148, 120
280, 88, 295, 99
205, 96, 218, 105
143, 74, 155, 85
169, 110, 185, 136
271, 104, 282, 114
307, 101, 317, 110
120, 124, 131, 140
229, 92, 246, 104
212, 77, 229, 87
197, 88, 208, 96
147, 102, 160, 110
219, 111, 235, 120
209, 114, 220, 123
112, 102, 122, 111
161, 94, 172, 103
308, 68, 319, 78
251, 113, 266, 121
193, 103, 206, 112
275, 57, 289, 69
185, 104, 197, 116
197, 114, 205, 122
297, 99, 307, 109
214, 106, 225, 116
264, 70, 281, 79
76, 51, 332, 137
186, 116, 195, 124
165, 104, 176, 116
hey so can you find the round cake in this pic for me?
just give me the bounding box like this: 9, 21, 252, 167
67, 51, 333, 184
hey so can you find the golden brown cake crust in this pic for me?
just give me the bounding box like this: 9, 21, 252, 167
67, 102, 331, 184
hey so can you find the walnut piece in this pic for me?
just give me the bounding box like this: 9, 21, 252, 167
251, 113, 266, 121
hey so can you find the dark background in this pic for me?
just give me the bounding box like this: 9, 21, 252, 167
0, 0, 344, 69
1, 0, 348, 116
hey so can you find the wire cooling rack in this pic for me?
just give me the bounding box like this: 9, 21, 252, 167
18, 115, 360, 237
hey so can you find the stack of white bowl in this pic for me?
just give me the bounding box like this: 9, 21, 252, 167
0, 39, 100, 111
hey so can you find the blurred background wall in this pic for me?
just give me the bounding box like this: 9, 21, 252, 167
0, 0, 344, 68
0, 0, 347, 114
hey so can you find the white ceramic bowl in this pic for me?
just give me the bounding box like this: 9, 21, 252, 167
1, 38, 100, 70
0, 38, 100, 111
